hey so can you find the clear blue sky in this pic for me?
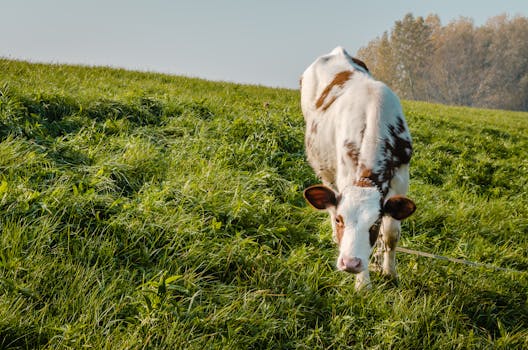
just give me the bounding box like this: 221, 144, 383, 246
2, 0, 527, 89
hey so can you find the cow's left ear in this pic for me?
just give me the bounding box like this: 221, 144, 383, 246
304, 185, 338, 210
383, 195, 416, 220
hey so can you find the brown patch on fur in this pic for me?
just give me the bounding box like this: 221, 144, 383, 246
360, 167, 373, 179
315, 70, 353, 111
335, 215, 345, 245
306, 136, 313, 149
321, 96, 338, 111
310, 121, 318, 134
360, 125, 366, 140
354, 166, 376, 188
355, 178, 375, 188
344, 140, 359, 166
352, 58, 369, 72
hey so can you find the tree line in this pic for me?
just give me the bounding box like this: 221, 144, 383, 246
357, 13, 528, 111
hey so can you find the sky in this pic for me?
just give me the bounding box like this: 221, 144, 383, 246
1, 0, 527, 89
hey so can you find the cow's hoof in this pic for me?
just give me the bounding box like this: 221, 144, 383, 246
369, 262, 383, 273
381, 273, 399, 287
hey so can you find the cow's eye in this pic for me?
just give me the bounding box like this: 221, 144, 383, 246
335, 215, 344, 226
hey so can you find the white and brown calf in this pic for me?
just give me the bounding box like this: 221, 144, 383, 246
300, 47, 416, 290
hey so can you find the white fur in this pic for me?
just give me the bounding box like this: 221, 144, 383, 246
301, 47, 412, 290
336, 186, 381, 269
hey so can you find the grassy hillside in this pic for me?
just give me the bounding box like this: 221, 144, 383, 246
1, 59, 527, 349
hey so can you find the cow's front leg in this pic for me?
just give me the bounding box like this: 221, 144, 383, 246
370, 238, 384, 273
379, 216, 401, 279
355, 270, 371, 290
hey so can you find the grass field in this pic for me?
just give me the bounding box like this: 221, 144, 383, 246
1, 59, 527, 349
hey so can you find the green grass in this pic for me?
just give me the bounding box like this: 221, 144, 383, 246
1, 58, 527, 349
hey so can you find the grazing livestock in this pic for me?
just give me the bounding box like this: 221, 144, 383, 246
300, 47, 416, 290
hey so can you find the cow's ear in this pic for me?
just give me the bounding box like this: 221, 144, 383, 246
383, 195, 416, 220
304, 185, 338, 210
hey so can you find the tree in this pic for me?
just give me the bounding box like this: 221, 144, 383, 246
430, 17, 483, 106
357, 13, 528, 111
357, 31, 396, 89
475, 15, 528, 110
390, 13, 434, 100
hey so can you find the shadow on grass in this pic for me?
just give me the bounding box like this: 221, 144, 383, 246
461, 289, 528, 338
0, 324, 52, 349
1, 94, 172, 141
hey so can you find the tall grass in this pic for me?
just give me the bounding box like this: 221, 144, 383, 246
1, 59, 527, 349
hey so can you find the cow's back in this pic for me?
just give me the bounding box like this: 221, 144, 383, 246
301, 47, 412, 196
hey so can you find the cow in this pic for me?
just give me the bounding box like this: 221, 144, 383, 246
300, 47, 416, 290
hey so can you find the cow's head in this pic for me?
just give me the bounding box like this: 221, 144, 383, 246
304, 185, 415, 274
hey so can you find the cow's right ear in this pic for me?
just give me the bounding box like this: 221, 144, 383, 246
303, 185, 338, 210
383, 195, 416, 220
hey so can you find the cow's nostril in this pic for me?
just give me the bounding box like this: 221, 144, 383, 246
341, 257, 363, 273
